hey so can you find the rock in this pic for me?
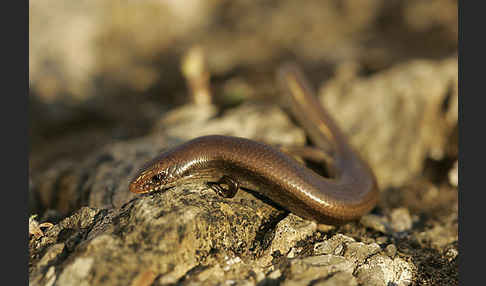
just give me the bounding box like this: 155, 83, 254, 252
29, 203, 421, 286
343, 242, 381, 264
360, 214, 391, 234
314, 234, 355, 256
29, 215, 54, 240
444, 246, 458, 262
258, 214, 316, 263
29, 189, 285, 285
57, 257, 94, 286
448, 160, 458, 187
416, 223, 458, 250
158, 103, 306, 146
313, 272, 358, 286
284, 238, 413, 286
36, 243, 65, 269
385, 244, 397, 258
355, 255, 413, 286
320, 58, 457, 188
375, 236, 389, 245
390, 208, 413, 232
284, 255, 355, 285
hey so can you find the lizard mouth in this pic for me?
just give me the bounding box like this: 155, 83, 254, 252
129, 180, 175, 194
129, 179, 154, 194
129, 183, 146, 194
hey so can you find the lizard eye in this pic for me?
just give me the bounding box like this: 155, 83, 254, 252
151, 172, 166, 184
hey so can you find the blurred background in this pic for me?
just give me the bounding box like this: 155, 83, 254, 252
29, 0, 457, 173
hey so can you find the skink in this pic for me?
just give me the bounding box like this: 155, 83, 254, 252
129, 64, 379, 225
